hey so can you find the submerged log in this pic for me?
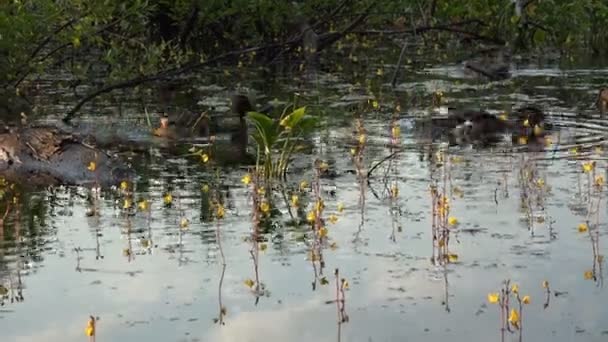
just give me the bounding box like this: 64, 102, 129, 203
0, 126, 134, 187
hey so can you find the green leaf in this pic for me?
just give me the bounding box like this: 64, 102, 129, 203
279, 106, 306, 130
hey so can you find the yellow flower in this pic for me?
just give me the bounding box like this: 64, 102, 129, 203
342, 279, 350, 290
518, 136, 528, 145
85, 317, 95, 337
508, 309, 520, 328
180, 217, 189, 229
328, 214, 338, 224
523, 119, 530, 127
216, 204, 225, 219
259, 243, 267, 251
257, 187, 266, 196
87, 161, 96, 171
299, 180, 309, 191
260, 201, 270, 214
536, 178, 545, 187
318, 161, 329, 171
138, 199, 149, 211
358, 134, 366, 145
542, 280, 549, 289
350, 148, 357, 156
570, 147, 579, 155
241, 174, 251, 185
487, 293, 500, 304
578, 223, 589, 233
534, 124, 543, 136
120, 181, 129, 190
522, 295, 531, 304
123, 198, 132, 209
201, 153, 209, 163
498, 113, 508, 121
318, 226, 328, 238
391, 125, 401, 138
337, 202, 345, 213
306, 211, 316, 223
582, 161, 595, 173
244, 279, 255, 288
447, 254, 458, 262
595, 175, 605, 187
391, 184, 399, 198
291, 194, 299, 208
201, 184, 210, 193
448, 217, 458, 226
372, 100, 379, 109
511, 283, 519, 294
163, 193, 173, 205
584, 270, 594, 280
376, 68, 384, 76
314, 199, 324, 213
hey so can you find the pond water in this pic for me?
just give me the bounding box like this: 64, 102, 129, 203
1, 50, 608, 342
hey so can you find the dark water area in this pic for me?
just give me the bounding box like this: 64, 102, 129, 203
1, 45, 608, 342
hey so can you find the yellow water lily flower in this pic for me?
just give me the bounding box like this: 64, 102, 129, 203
508, 309, 520, 328
123, 198, 132, 209
584, 270, 594, 280
260, 201, 270, 214
163, 193, 173, 205
487, 293, 500, 304
498, 113, 508, 121
306, 211, 316, 223
138, 199, 149, 211
582, 161, 595, 173
337, 202, 345, 213
244, 279, 255, 288
542, 280, 549, 289
328, 214, 338, 224
318, 226, 328, 238
85, 316, 95, 337
241, 174, 251, 185
448, 217, 459, 226
523, 119, 530, 127
291, 194, 299, 208
216, 204, 225, 219
342, 279, 350, 290
522, 295, 531, 304
595, 175, 605, 187
299, 180, 309, 191
511, 283, 519, 294
518, 136, 528, 145
120, 181, 129, 190
578, 223, 589, 233
533, 124, 543, 136
87, 161, 96, 172
201, 153, 209, 163
392, 125, 401, 138
447, 254, 458, 262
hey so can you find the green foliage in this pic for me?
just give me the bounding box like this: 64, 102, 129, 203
248, 106, 317, 181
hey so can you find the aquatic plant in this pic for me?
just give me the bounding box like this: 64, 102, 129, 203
487, 280, 532, 342
247, 105, 317, 180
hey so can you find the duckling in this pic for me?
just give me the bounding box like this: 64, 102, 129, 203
152, 113, 177, 139
596, 87, 608, 116
512, 105, 546, 137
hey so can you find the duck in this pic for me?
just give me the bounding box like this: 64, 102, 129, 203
596, 87, 608, 115
463, 49, 511, 81
448, 110, 511, 145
